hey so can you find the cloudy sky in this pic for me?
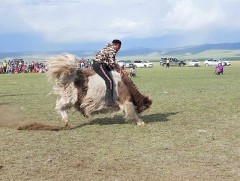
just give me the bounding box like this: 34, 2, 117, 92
0, 0, 240, 52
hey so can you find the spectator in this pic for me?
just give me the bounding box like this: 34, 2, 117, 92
2, 60, 7, 73
14, 67, 19, 73
7, 64, 13, 73
166, 58, 170, 68
215, 63, 224, 75
29, 61, 34, 72
130, 66, 137, 77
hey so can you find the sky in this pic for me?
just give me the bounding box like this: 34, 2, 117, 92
0, 0, 240, 52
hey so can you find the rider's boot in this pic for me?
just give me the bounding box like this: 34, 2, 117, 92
105, 89, 118, 107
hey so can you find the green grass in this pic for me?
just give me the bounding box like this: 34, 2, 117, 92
1, 62, 240, 180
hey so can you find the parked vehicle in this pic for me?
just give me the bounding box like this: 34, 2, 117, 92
160, 58, 186, 67
219, 59, 231, 66
117, 60, 134, 68
133, 60, 153, 68
188, 59, 201, 67
204, 59, 222, 66
222, 60, 231, 66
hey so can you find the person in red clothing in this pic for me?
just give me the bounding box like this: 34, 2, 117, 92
14, 67, 19, 73
92, 39, 121, 107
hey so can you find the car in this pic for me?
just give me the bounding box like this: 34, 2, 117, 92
117, 60, 134, 68
204, 59, 222, 66
222, 60, 231, 66
133, 60, 153, 68
188, 59, 201, 67
219, 59, 231, 66
160, 58, 186, 67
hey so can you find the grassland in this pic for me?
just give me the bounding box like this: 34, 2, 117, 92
120, 49, 240, 61
0, 62, 240, 180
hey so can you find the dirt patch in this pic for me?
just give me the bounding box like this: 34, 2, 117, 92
17, 122, 67, 131
0, 105, 67, 131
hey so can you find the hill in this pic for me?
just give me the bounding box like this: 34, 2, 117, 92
1, 42, 240, 61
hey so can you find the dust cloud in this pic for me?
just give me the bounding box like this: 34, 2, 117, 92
0, 104, 23, 128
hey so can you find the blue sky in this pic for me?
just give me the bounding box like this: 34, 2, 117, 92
1, 0, 240, 52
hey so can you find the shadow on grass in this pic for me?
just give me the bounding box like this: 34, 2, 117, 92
143, 112, 179, 123
16, 112, 179, 131
70, 112, 179, 129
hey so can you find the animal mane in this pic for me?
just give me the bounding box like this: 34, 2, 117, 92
121, 77, 152, 113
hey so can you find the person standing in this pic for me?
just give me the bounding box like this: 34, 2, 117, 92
166, 58, 170, 68
130, 66, 136, 77
2, 60, 7, 73
92, 39, 121, 107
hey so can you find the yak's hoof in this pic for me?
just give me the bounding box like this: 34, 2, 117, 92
64, 121, 69, 127
137, 121, 145, 126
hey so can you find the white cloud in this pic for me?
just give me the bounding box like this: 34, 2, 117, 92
1, 0, 240, 45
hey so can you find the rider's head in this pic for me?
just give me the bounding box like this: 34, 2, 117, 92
112, 39, 121, 52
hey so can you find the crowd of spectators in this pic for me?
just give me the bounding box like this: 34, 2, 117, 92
77, 58, 92, 69
0, 58, 93, 74
0, 60, 47, 74
0, 58, 136, 77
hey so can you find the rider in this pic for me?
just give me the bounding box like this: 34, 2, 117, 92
92, 39, 121, 107
130, 66, 136, 77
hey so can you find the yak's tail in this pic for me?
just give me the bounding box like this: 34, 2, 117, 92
47, 54, 78, 87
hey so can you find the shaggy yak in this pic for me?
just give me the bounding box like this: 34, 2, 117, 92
47, 54, 152, 126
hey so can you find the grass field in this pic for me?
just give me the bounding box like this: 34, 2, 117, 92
120, 49, 240, 61
1, 62, 240, 180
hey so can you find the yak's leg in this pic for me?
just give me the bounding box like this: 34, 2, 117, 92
123, 101, 145, 126
55, 97, 71, 127
60, 110, 69, 127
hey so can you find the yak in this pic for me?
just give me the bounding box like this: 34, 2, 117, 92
47, 54, 152, 126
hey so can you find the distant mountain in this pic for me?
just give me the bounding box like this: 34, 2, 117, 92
118, 48, 159, 56
112, 42, 240, 56
0, 50, 97, 60
163, 42, 240, 55
1, 42, 240, 60
119, 42, 240, 56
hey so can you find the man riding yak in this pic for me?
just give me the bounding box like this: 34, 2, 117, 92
47, 39, 152, 126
